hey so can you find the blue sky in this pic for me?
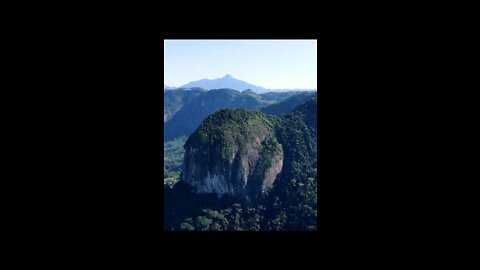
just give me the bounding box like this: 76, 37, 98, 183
164, 40, 317, 89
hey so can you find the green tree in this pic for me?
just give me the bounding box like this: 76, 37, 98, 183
195, 216, 213, 231
179, 222, 195, 231
203, 209, 228, 231
227, 204, 244, 231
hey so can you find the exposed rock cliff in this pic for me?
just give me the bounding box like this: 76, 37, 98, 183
182, 109, 283, 202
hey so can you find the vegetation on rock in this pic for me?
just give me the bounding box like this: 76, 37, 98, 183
164, 98, 318, 231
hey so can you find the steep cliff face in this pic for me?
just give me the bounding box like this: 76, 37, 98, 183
182, 109, 283, 202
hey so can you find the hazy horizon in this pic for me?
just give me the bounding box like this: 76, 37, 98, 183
164, 40, 317, 89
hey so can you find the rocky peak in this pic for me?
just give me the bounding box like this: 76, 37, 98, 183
181, 109, 283, 203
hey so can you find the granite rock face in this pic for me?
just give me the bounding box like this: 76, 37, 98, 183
181, 109, 283, 202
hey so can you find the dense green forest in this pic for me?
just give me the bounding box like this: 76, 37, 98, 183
164, 136, 187, 186
261, 91, 317, 116
164, 97, 317, 231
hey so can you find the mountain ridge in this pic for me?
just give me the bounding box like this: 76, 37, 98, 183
180, 74, 268, 94
173, 75, 316, 94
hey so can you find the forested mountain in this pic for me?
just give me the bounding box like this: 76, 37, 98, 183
163, 89, 318, 191
164, 88, 205, 122
164, 97, 317, 231
260, 91, 302, 103
164, 88, 266, 141
292, 97, 317, 131
164, 88, 316, 141
261, 91, 317, 116
182, 109, 283, 204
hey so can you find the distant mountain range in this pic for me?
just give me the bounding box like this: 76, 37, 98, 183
165, 75, 316, 94
180, 74, 268, 93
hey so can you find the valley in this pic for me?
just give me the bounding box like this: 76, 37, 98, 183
164, 136, 187, 187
